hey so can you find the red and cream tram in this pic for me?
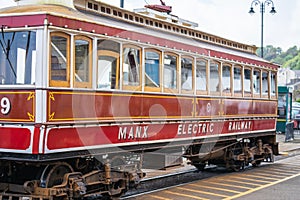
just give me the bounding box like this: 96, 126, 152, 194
0, 0, 278, 198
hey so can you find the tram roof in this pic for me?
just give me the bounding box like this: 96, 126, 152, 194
0, 2, 278, 69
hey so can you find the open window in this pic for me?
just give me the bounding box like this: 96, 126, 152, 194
209, 61, 220, 94
222, 63, 232, 95
244, 67, 252, 97
0, 31, 36, 85
253, 68, 261, 97
97, 40, 120, 90
196, 59, 207, 94
144, 49, 161, 92
74, 35, 92, 88
164, 53, 178, 92
234, 65, 242, 96
50, 32, 70, 87
123, 45, 141, 90
271, 71, 277, 98
262, 70, 269, 98
181, 57, 193, 93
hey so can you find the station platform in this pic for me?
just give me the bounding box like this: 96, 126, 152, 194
278, 131, 300, 154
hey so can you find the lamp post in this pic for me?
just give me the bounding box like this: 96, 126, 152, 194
249, 0, 276, 58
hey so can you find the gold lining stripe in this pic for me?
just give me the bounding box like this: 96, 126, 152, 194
48, 91, 277, 121
0, 91, 35, 122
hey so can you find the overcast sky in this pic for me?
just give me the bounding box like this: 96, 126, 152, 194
2, 0, 299, 51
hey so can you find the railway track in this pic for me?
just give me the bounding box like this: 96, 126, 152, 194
121, 165, 246, 199
121, 149, 300, 200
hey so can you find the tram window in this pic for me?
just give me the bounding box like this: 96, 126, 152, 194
244, 68, 252, 94
271, 71, 276, 96
164, 53, 178, 90
196, 59, 207, 92
253, 69, 261, 95
0, 31, 36, 85
97, 40, 120, 90
50, 32, 70, 87
262, 71, 269, 95
74, 36, 92, 88
123, 46, 141, 88
210, 61, 220, 93
222, 64, 231, 93
145, 50, 161, 90
181, 57, 193, 92
234, 66, 242, 93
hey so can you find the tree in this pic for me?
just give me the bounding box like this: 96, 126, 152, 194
260, 45, 300, 70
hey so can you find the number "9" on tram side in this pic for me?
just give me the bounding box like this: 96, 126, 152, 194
1, 97, 11, 115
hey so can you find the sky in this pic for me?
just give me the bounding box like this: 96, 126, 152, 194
1, 0, 299, 51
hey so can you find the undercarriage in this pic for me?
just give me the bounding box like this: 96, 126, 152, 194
184, 136, 278, 171
0, 135, 278, 199
0, 155, 145, 199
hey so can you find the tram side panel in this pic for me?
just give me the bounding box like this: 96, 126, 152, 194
43, 90, 278, 156
0, 90, 36, 155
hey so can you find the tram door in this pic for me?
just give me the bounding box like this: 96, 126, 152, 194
276, 86, 292, 133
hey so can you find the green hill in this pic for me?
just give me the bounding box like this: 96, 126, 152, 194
259, 45, 300, 69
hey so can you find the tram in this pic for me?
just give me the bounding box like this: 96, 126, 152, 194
0, 0, 279, 199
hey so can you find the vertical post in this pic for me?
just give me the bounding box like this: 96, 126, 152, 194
260, 3, 264, 58
249, 0, 276, 58
120, 0, 124, 8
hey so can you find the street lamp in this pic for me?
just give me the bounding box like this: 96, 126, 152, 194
249, 0, 276, 58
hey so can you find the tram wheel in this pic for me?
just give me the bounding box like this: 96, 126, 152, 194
229, 160, 244, 172
252, 160, 262, 167
227, 143, 245, 172
192, 162, 206, 171
40, 163, 74, 188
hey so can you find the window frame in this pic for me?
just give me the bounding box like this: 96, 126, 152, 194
122, 44, 142, 91
270, 70, 277, 99
181, 56, 194, 94
73, 35, 93, 88
144, 48, 162, 92
243, 66, 253, 97
97, 50, 120, 90
163, 52, 179, 93
49, 32, 71, 87
262, 69, 269, 98
253, 68, 261, 98
209, 60, 221, 95
233, 65, 242, 97
96, 39, 121, 90
196, 58, 208, 95
221, 63, 232, 96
